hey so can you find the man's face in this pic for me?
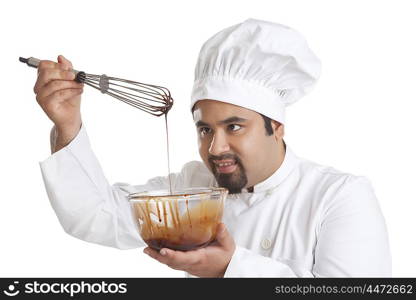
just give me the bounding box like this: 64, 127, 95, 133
193, 100, 283, 194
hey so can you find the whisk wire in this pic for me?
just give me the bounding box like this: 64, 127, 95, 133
107, 81, 167, 103
82, 80, 168, 116
82, 73, 173, 116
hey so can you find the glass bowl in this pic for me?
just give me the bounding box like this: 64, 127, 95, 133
129, 187, 228, 251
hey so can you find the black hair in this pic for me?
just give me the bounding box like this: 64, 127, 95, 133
260, 113, 274, 136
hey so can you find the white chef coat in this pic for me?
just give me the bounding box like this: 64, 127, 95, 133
40, 126, 391, 277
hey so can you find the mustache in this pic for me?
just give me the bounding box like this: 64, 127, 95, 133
208, 153, 240, 162
208, 154, 243, 169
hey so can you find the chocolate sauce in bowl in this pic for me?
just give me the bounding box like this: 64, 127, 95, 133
130, 189, 226, 251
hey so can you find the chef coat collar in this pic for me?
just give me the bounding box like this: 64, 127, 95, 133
244, 142, 299, 194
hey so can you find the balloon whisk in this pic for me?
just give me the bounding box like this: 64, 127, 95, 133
19, 57, 173, 116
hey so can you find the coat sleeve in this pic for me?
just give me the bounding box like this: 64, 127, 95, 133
224, 177, 392, 277
39, 125, 181, 250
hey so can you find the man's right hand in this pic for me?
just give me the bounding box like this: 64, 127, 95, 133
33, 55, 84, 152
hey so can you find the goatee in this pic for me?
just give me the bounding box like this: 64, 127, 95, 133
209, 154, 248, 194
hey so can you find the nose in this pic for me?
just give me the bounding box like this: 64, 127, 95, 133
208, 132, 230, 156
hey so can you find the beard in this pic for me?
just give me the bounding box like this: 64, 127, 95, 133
208, 154, 248, 194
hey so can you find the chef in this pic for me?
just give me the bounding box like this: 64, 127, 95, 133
36, 19, 391, 277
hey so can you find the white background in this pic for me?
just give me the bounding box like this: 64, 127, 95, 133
1, 0, 415, 277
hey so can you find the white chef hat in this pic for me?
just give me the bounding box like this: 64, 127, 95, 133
190, 18, 321, 124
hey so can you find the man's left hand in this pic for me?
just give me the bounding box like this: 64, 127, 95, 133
143, 223, 235, 277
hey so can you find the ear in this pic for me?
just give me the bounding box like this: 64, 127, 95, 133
272, 121, 284, 141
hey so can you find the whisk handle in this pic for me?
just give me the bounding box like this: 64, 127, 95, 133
19, 56, 82, 82
19, 56, 41, 68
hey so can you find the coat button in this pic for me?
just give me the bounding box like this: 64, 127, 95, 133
261, 238, 272, 250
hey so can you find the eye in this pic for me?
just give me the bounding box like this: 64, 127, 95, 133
198, 127, 212, 136
228, 124, 242, 131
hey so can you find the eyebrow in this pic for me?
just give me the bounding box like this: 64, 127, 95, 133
195, 116, 248, 127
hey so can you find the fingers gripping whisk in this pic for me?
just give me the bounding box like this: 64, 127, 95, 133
20, 57, 174, 116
